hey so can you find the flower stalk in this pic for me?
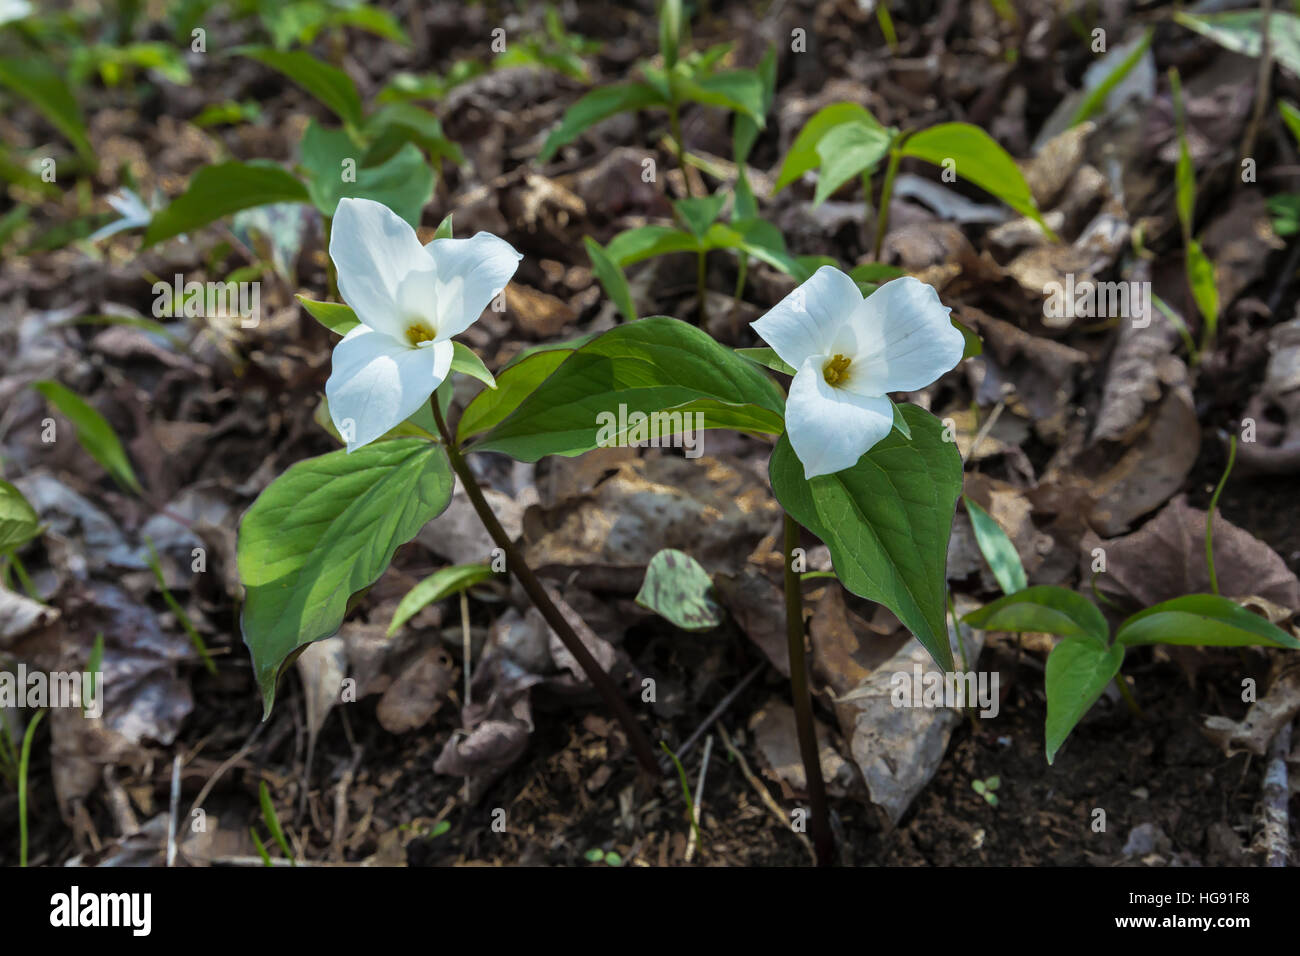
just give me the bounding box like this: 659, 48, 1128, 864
783, 512, 834, 866
430, 398, 663, 778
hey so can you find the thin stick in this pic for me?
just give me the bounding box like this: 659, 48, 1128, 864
684, 734, 713, 863
783, 513, 834, 865
714, 721, 817, 865
167, 754, 182, 867
460, 588, 472, 803
1259, 719, 1291, 866
661, 662, 763, 771
431, 399, 662, 777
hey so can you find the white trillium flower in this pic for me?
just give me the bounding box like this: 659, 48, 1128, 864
752, 267, 964, 479
325, 197, 522, 452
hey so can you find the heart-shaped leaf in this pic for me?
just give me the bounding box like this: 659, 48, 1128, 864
770, 404, 963, 669
1045, 637, 1124, 763
636, 549, 724, 631
238, 439, 454, 713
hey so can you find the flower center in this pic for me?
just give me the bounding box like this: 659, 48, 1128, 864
405, 322, 436, 346
822, 353, 852, 387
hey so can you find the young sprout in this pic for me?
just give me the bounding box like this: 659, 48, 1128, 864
325, 197, 521, 451
752, 267, 964, 477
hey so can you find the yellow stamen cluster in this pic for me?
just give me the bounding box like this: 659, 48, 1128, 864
405, 322, 436, 346
822, 353, 852, 387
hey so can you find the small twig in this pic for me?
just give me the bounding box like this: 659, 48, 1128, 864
714, 721, 816, 866
460, 588, 472, 803
166, 754, 182, 867
1258, 719, 1291, 866
684, 734, 713, 863
1238, 0, 1274, 170
659, 662, 763, 771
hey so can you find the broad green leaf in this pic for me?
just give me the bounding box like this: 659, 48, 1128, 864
1185, 238, 1219, 330
674, 193, 727, 238
606, 224, 700, 265
1174, 11, 1300, 78
457, 349, 572, 444
584, 236, 637, 322
901, 123, 1051, 232
774, 103, 884, 192
144, 162, 309, 246
679, 69, 766, 126
239, 47, 363, 128
848, 262, 906, 284
0, 57, 93, 161
301, 121, 434, 228
770, 405, 962, 669
735, 346, 795, 376
963, 496, 1027, 595
297, 294, 359, 335
451, 342, 496, 389
239, 439, 455, 712
32, 381, 142, 495
962, 585, 1108, 645
1045, 637, 1124, 763
363, 103, 464, 168
813, 121, 892, 206
1115, 594, 1300, 650
707, 218, 806, 278
471, 317, 786, 460
538, 82, 665, 162
0, 480, 40, 553
388, 563, 494, 636
635, 548, 724, 631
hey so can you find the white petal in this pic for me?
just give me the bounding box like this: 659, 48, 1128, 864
330, 198, 435, 342
325, 327, 452, 452
841, 277, 964, 395
785, 360, 894, 479
751, 266, 863, 369
425, 232, 523, 339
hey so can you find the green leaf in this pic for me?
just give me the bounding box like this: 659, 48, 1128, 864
963, 497, 1027, 595
1115, 594, 1300, 650
1045, 637, 1124, 763
1185, 238, 1219, 330
451, 342, 496, 390
538, 82, 665, 162
239, 47, 363, 129
297, 294, 359, 335
471, 317, 786, 460
0, 57, 93, 161
238, 439, 455, 713
457, 348, 572, 444
962, 585, 1108, 645
433, 212, 454, 240
774, 103, 884, 192
1174, 11, 1300, 78
1268, 193, 1300, 237
674, 193, 727, 238
606, 224, 700, 265
0, 480, 40, 553
1281, 101, 1300, 149
363, 103, 464, 168
952, 316, 983, 358
848, 262, 907, 285
770, 405, 962, 670
705, 218, 806, 278
584, 236, 637, 322
812, 121, 892, 206
889, 400, 912, 439
301, 121, 434, 228
900, 123, 1052, 233
144, 161, 309, 247
733, 47, 777, 217
388, 563, 494, 636
32, 381, 142, 495
635, 548, 724, 631
735, 346, 795, 376
1070, 28, 1154, 126
679, 69, 766, 126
